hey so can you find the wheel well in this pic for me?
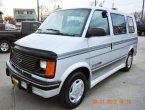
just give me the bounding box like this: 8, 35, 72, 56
74, 67, 90, 80
0, 38, 12, 44
69, 67, 90, 89
130, 48, 134, 55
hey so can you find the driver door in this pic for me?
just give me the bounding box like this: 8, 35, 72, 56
87, 10, 113, 80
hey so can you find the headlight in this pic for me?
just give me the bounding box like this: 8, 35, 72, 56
40, 60, 47, 69
40, 60, 56, 78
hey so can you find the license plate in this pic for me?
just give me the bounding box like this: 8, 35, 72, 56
11, 77, 19, 86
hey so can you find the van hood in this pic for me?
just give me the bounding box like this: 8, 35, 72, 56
15, 33, 88, 55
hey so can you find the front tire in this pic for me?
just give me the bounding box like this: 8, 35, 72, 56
0, 40, 11, 53
59, 71, 87, 109
122, 51, 133, 72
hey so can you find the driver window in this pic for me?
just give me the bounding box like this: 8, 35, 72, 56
88, 10, 110, 36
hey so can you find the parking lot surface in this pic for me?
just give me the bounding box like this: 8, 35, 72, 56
0, 37, 145, 110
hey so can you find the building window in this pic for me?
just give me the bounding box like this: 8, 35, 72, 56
111, 13, 127, 35
18, 11, 20, 14
24, 11, 27, 14
15, 11, 18, 14
18, 11, 24, 14
27, 11, 33, 14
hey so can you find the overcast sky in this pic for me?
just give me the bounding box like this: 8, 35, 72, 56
0, 0, 143, 16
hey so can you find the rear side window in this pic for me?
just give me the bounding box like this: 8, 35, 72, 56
111, 13, 127, 35
127, 17, 135, 33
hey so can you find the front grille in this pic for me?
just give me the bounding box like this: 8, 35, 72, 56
11, 49, 40, 72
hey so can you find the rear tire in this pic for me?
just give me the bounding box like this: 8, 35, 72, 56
122, 51, 133, 72
141, 32, 145, 36
138, 32, 141, 36
0, 40, 11, 53
59, 71, 87, 109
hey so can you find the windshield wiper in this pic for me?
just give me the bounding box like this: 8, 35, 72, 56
46, 29, 60, 32
37, 28, 60, 34
38, 28, 79, 36
59, 33, 79, 37
46, 29, 73, 36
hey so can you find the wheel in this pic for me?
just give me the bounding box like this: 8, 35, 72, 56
138, 32, 141, 36
141, 32, 145, 36
59, 71, 87, 109
122, 51, 133, 72
0, 40, 11, 53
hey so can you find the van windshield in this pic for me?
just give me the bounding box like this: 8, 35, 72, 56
37, 9, 91, 37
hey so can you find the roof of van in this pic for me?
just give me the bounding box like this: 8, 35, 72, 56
61, 6, 106, 11
59, 6, 133, 17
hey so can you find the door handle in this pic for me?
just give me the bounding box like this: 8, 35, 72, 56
111, 43, 113, 50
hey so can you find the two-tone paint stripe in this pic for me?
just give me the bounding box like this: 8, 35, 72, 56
113, 37, 137, 46
91, 55, 126, 72
57, 43, 111, 60
86, 42, 136, 60
57, 37, 138, 60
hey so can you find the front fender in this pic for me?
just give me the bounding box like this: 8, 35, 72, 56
59, 62, 91, 88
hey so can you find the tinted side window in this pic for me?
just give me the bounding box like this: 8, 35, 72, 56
88, 10, 110, 36
111, 13, 127, 35
22, 23, 31, 33
127, 17, 135, 33
31, 23, 41, 32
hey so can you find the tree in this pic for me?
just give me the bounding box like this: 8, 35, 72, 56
52, 0, 59, 11
0, 11, 3, 19
4, 16, 16, 25
133, 11, 145, 22
134, 11, 141, 22
99, 0, 105, 7
37, 0, 58, 21
38, 0, 59, 21
39, 5, 49, 22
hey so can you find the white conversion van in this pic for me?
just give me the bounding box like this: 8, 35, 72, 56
6, 7, 138, 109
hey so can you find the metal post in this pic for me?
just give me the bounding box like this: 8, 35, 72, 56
112, 2, 114, 8
95, 0, 96, 6
141, 0, 145, 22
37, 0, 39, 21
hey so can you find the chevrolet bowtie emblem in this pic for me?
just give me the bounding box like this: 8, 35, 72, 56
17, 58, 22, 63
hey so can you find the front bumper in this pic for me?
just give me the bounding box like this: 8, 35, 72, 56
6, 61, 61, 98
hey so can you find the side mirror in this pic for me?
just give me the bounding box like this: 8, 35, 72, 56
87, 28, 106, 37
102, 11, 107, 18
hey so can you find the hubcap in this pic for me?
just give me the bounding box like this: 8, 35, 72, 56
0, 42, 9, 52
69, 79, 84, 103
127, 55, 132, 68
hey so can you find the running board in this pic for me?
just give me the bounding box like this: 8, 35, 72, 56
91, 64, 125, 88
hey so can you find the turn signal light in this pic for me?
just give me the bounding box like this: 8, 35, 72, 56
45, 61, 56, 78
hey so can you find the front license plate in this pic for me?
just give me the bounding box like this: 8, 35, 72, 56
11, 77, 19, 86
